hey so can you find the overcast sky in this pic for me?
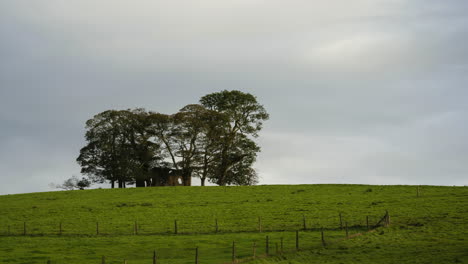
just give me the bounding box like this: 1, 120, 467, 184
1, 0, 467, 195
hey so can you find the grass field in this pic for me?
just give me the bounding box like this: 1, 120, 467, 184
0, 184, 466, 263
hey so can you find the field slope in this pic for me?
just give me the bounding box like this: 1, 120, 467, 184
0, 184, 467, 264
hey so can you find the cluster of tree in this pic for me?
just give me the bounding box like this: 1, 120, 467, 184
76, 90, 269, 188
52, 175, 91, 190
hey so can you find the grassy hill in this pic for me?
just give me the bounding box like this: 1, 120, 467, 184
0, 185, 466, 263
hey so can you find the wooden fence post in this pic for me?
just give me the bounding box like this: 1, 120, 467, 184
215, 218, 218, 233
339, 213, 343, 230
321, 228, 326, 247
296, 230, 299, 250
302, 215, 307, 230
232, 242, 236, 263
153, 250, 157, 264
345, 222, 349, 238
195, 247, 199, 264
266, 235, 269, 255
174, 220, 178, 234
258, 217, 262, 232
252, 242, 256, 258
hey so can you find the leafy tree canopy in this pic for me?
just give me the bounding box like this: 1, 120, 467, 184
77, 90, 268, 188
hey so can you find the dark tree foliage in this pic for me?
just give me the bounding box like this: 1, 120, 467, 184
200, 90, 269, 186
76, 90, 268, 188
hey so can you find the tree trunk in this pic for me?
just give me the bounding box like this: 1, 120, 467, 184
181, 168, 192, 186
217, 166, 229, 186
136, 178, 146, 187
118, 180, 123, 188
111, 180, 115, 189
201, 177, 206, 186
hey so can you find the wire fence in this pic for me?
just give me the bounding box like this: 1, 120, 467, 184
2, 212, 386, 237
7, 212, 391, 264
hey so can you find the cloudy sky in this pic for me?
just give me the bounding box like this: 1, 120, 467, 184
1, 0, 467, 195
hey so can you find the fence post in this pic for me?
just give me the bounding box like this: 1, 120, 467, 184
345, 222, 349, 238
195, 247, 199, 264
23, 222, 26, 236
258, 217, 262, 232
302, 215, 307, 230
366, 216, 369, 230
266, 235, 269, 255
174, 220, 178, 234
96, 222, 99, 235
232, 242, 236, 263
339, 213, 343, 230
252, 241, 256, 258
321, 228, 326, 247
153, 250, 157, 264
296, 230, 299, 250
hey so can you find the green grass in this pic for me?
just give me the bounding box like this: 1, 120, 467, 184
0, 185, 466, 263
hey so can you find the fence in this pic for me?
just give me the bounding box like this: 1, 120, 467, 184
15, 212, 390, 264
2, 212, 387, 237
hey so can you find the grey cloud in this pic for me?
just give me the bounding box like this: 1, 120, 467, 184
1, 0, 467, 194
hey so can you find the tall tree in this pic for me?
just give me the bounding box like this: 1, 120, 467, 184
124, 109, 163, 187
199, 90, 269, 186
77, 110, 134, 188
172, 104, 229, 186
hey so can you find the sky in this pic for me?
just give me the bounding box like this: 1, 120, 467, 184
1, 0, 467, 195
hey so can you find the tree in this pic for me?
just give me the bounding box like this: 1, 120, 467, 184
55, 175, 91, 190
76, 90, 269, 188
190, 106, 228, 186
172, 104, 229, 186
123, 109, 163, 187
199, 90, 269, 185
77, 110, 140, 188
